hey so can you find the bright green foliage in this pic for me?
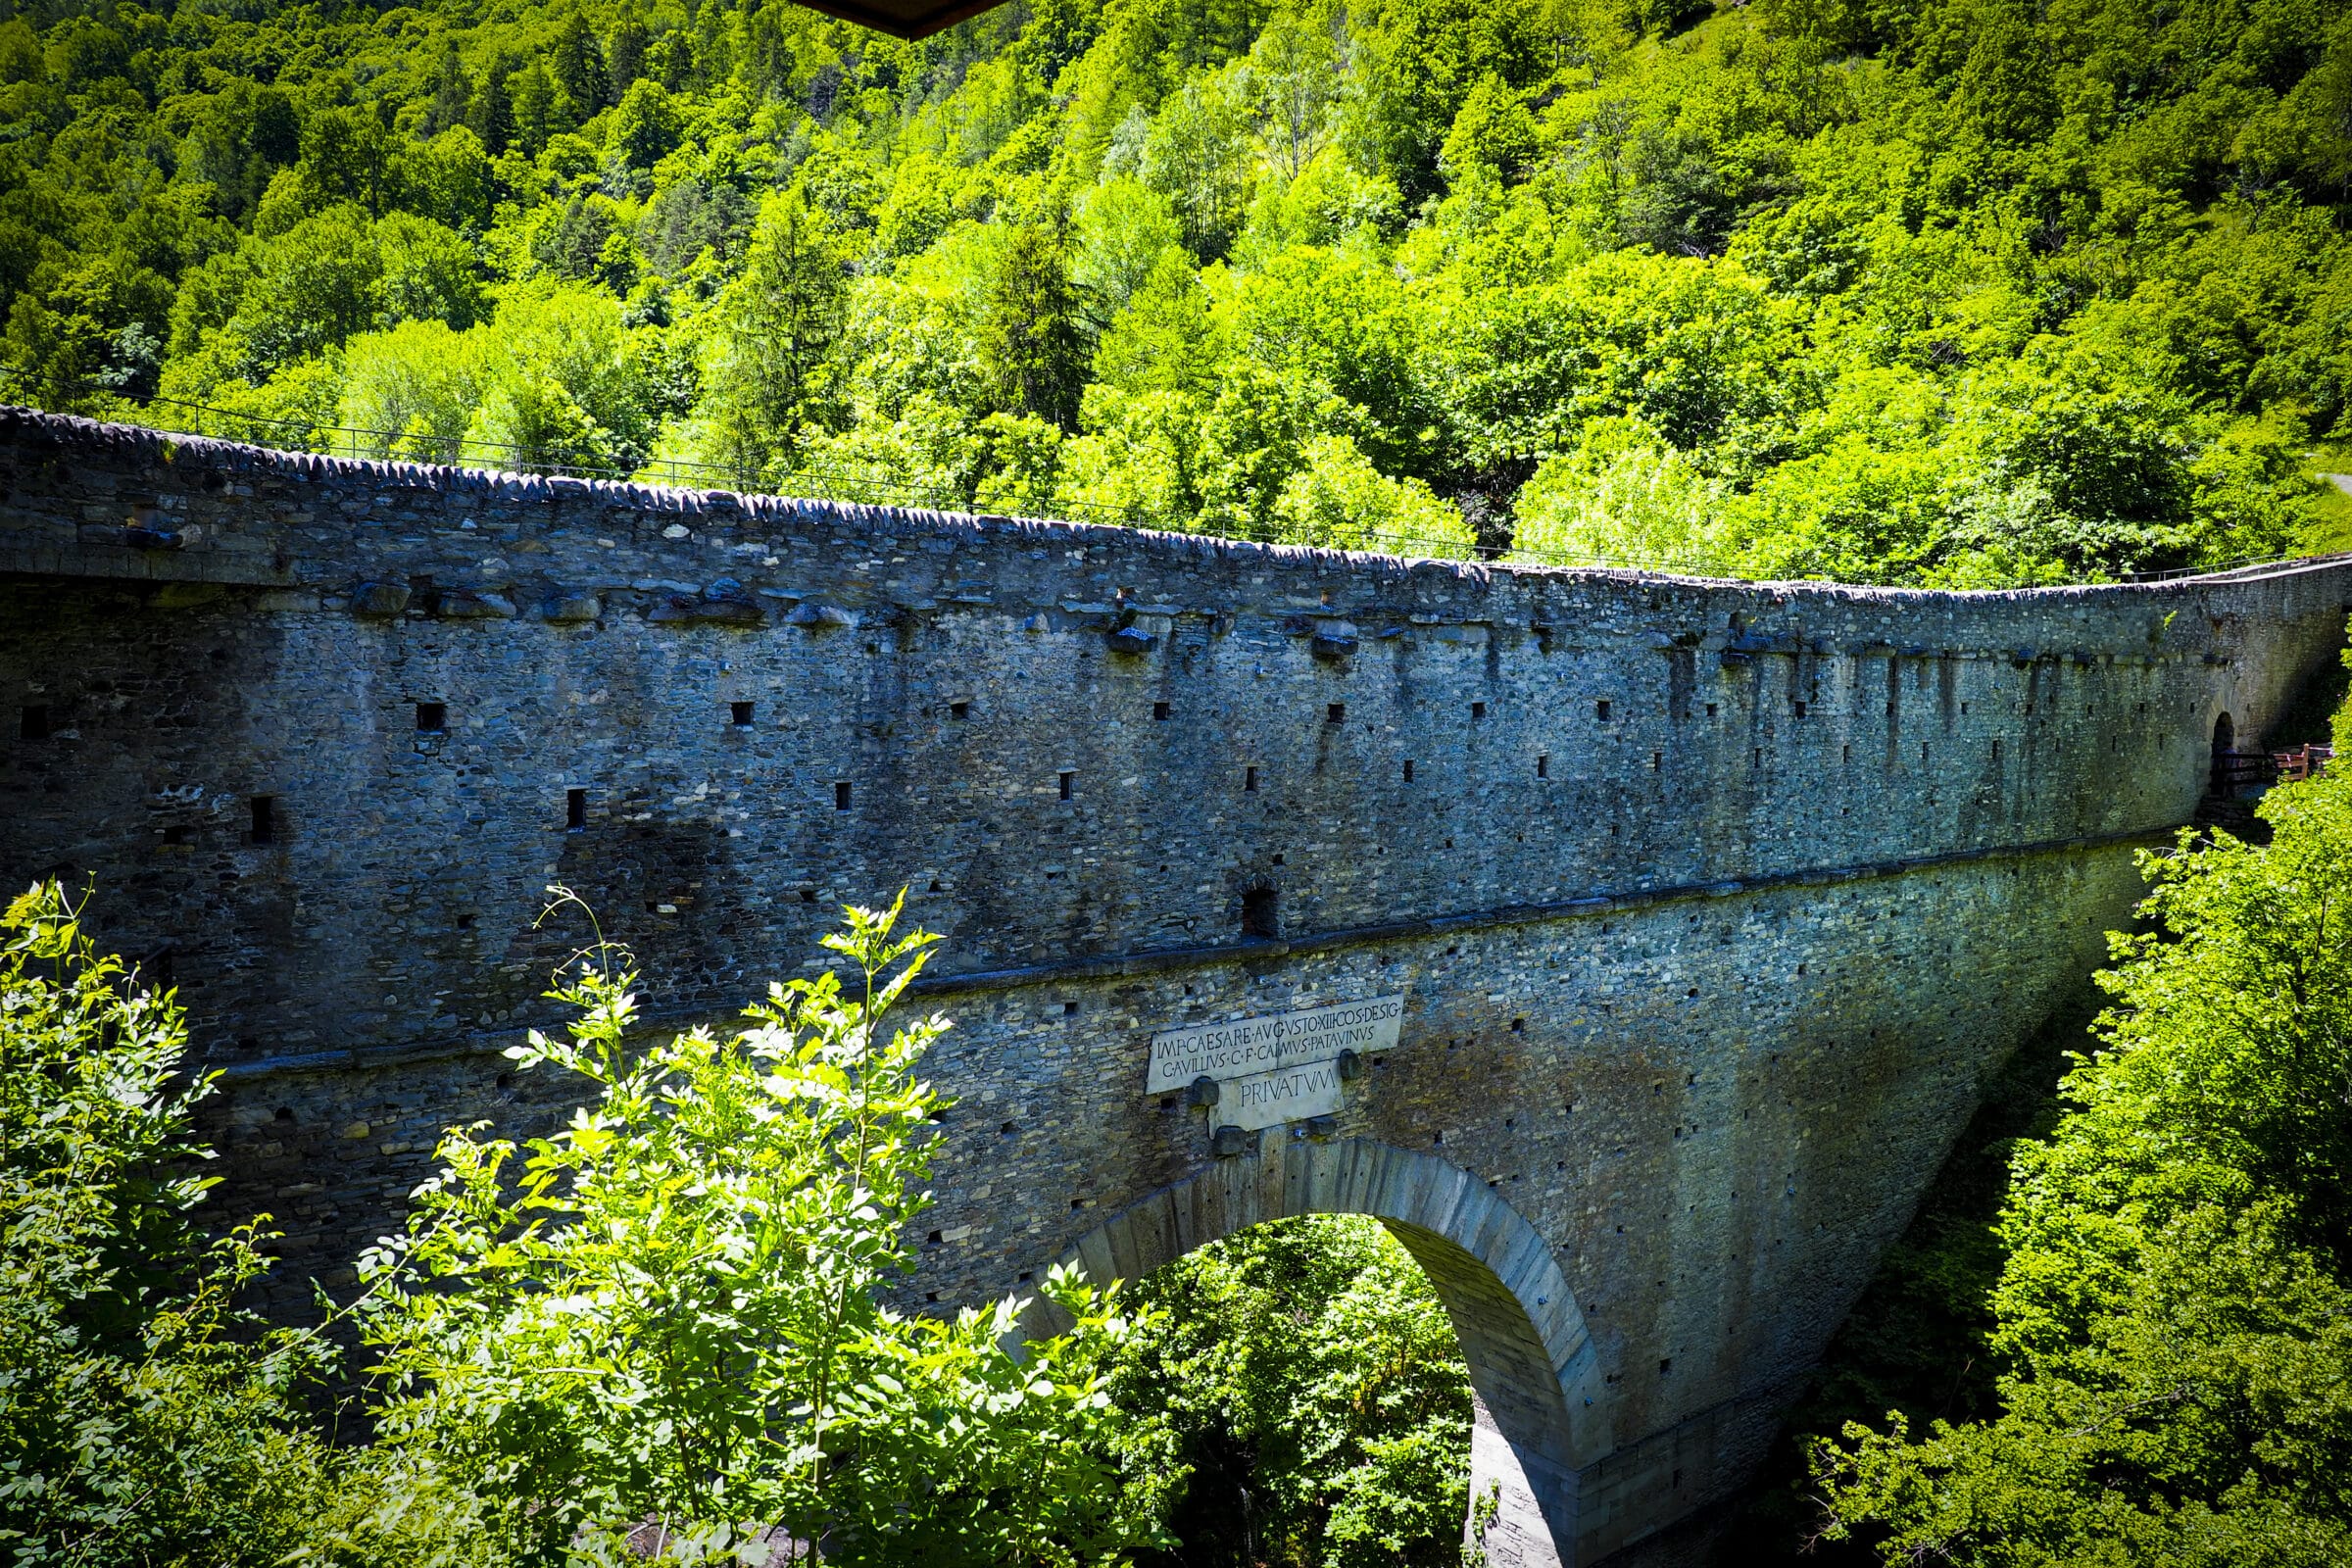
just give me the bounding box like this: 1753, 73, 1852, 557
1811, 769, 2352, 1563
1108, 1214, 1473, 1568
0, 883, 346, 1566
353, 890, 1163, 1566
4, 0, 2349, 571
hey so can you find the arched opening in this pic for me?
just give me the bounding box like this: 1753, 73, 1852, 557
1040, 1139, 1604, 1568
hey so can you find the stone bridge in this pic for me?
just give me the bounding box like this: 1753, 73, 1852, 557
4, 407, 2348, 1564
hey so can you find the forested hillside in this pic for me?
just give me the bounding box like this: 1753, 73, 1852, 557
4, 0, 2352, 575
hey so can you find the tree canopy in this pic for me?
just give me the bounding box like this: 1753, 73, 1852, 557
6, 0, 2350, 576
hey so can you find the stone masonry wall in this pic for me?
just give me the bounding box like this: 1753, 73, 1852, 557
6, 407, 2351, 1561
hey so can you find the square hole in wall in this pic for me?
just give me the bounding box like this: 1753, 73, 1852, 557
834, 781, 853, 810
1705, 703, 1717, 717
950, 701, 969, 719
1327, 703, 1346, 723
1058, 769, 1075, 800
250, 796, 276, 845
1595, 700, 1611, 721
1403, 760, 1415, 782
1153, 702, 1171, 721
20, 705, 49, 741
1063, 1001, 1078, 1015
730, 701, 754, 726
1471, 702, 1487, 720
1793, 701, 1807, 718
1245, 765, 1259, 792
1537, 754, 1549, 778
566, 788, 586, 831
415, 702, 446, 732
1242, 886, 1278, 939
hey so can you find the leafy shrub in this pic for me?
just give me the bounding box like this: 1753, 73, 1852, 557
351, 890, 1166, 1566
1812, 770, 2352, 1563
0, 882, 347, 1567
1109, 1214, 1473, 1568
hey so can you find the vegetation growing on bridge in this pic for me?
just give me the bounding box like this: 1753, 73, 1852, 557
4, 0, 2351, 580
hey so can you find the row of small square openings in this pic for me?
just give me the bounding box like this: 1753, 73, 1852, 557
22, 692, 2193, 748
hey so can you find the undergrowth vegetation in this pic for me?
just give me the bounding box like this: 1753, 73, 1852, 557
0, 884, 1171, 1567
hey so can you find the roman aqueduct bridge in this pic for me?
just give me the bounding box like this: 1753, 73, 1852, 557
5, 407, 2348, 1564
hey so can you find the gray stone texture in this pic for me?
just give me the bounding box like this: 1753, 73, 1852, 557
5, 407, 2351, 1564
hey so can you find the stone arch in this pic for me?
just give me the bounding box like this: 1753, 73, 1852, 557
1052, 1138, 1605, 1568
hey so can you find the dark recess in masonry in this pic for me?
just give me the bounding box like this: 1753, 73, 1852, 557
1245, 765, 1259, 792
1058, 770, 1074, 801
415, 702, 446, 732
1403, 760, 1415, 782
730, 702, 754, 726
566, 789, 586, 831
950, 701, 969, 719
1596, 700, 1611, 721
1153, 702, 1171, 720
1472, 702, 1487, 720
1327, 702, 1346, 723
835, 781, 853, 810
1538, 754, 1550, 778
20, 705, 49, 740
249, 796, 275, 845
1242, 886, 1278, 940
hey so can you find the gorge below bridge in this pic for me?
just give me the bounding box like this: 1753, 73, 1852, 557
5, 406, 2351, 1565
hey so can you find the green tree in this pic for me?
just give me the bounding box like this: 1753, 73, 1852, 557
376, 213, 486, 332
700, 189, 848, 485
610, 78, 681, 172
1109, 1215, 1473, 1568
979, 221, 1087, 429
1813, 766, 2352, 1563
0, 883, 348, 1566
550, 11, 611, 124
1247, 2, 1341, 180
356, 891, 1164, 1565
1140, 75, 1253, 262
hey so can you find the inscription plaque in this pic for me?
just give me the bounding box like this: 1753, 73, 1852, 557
1221, 1058, 1346, 1131
1145, 993, 1406, 1095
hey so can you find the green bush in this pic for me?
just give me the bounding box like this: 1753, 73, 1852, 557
1811, 771, 2352, 1564
347, 889, 1167, 1566
0, 882, 347, 1567
0, 882, 1175, 1567
1109, 1214, 1473, 1568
